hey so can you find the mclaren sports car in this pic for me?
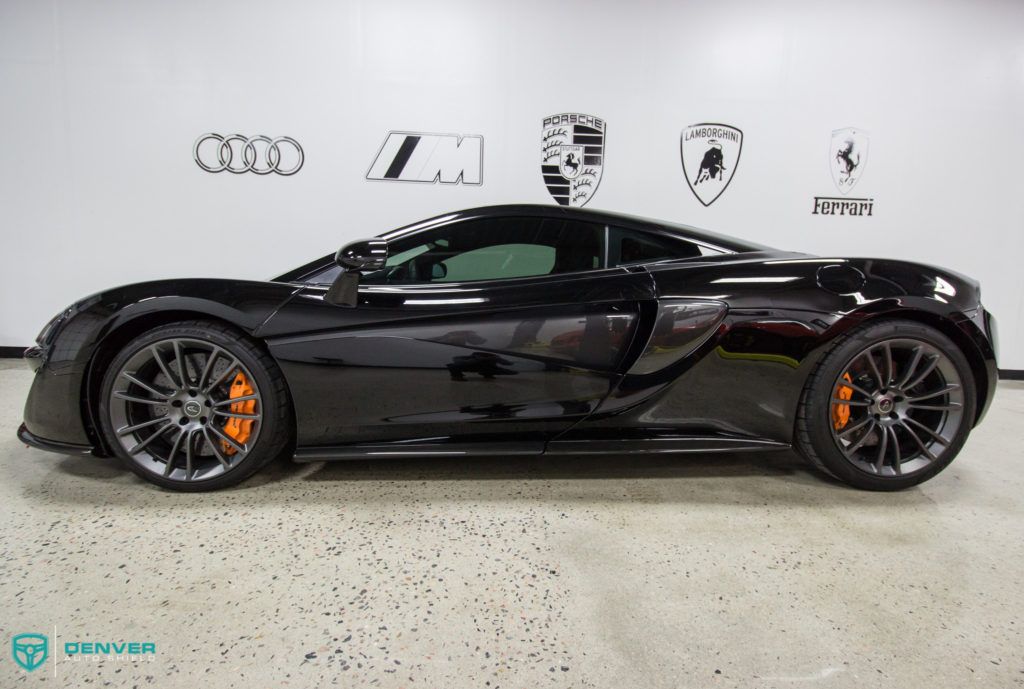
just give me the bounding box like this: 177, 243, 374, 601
18, 205, 998, 491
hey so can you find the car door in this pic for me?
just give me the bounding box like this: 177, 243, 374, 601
265, 215, 657, 448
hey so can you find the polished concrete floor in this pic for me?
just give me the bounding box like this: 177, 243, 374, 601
1, 359, 1022, 688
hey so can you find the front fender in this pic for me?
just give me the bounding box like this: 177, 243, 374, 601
21, 279, 298, 449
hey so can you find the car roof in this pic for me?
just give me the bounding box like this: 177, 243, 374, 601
378, 204, 772, 253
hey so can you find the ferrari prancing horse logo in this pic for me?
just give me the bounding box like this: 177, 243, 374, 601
829, 127, 869, 194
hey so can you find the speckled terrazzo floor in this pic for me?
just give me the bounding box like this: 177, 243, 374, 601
1, 359, 1022, 688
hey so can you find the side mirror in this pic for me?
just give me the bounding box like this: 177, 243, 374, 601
335, 238, 388, 272
325, 238, 388, 307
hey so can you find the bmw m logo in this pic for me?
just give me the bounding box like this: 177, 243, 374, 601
367, 132, 483, 184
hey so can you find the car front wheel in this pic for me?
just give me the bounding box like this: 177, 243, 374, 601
98, 320, 292, 491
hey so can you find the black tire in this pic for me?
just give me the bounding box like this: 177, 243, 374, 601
795, 319, 976, 491
98, 320, 292, 491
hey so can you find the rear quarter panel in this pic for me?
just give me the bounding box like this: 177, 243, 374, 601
580, 254, 993, 442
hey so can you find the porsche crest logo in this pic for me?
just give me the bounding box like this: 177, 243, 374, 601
541, 113, 605, 207
829, 127, 869, 194
680, 123, 743, 207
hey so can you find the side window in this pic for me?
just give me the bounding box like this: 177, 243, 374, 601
362, 216, 605, 285
438, 243, 555, 282
608, 226, 718, 267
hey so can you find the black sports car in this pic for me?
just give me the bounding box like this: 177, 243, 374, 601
18, 205, 998, 491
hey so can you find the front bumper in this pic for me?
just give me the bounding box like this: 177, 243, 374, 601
17, 423, 93, 456
968, 307, 999, 425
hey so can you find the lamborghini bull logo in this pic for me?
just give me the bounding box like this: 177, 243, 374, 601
681, 123, 743, 207
695, 141, 726, 184
12, 633, 48, 672
541, 113, 605, 207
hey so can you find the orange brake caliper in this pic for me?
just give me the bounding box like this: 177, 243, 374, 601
832, 372, 853, 430
221, 372, 255, 455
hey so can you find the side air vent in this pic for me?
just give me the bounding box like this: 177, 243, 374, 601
627, 300, 727, 376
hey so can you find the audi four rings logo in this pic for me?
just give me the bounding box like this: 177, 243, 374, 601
193, 133, 304, 175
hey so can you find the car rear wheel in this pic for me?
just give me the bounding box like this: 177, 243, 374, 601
98, 320, 292, 491
796, 320, 976, 490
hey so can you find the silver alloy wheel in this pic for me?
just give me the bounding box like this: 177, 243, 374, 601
107, 337, 263, 482
829, 338, 965, 477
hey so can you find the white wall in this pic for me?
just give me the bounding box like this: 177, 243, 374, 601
2, 0, 1022, 367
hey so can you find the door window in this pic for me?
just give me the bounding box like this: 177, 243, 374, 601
362, 216, 605, 284
303, 221, 724, 285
